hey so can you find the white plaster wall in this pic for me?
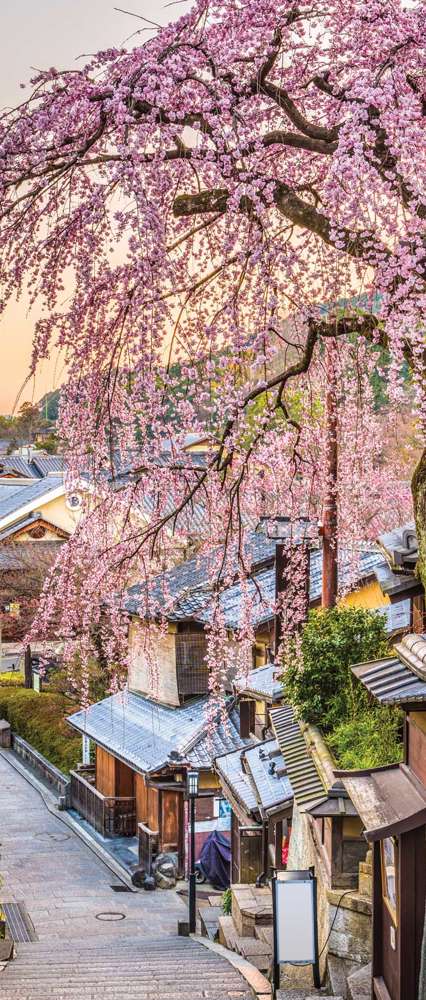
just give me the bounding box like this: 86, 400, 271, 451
128, 625, 180, 706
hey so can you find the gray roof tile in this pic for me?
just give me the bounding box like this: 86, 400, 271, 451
270, 704, 325, 809
244, 740, 292, 811
126, 545, 389, 631
353, 655, 426, 707
0, 456, 39, 478
0, 478, 63, 521
68, 691, 246, 774
236, 663, 283, 702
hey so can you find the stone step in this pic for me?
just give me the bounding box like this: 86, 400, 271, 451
276, 993, 342, 999
218, 914, 240, 951
346, 962, 372, 1000
254, 924, 274, 949
199, 905, 222, 940
1, 994, 251, 1000
326, 954, 362, 999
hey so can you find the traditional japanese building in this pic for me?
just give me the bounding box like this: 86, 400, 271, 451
337, 632, 426, 1000
67, 663, 248, 875
374, 522, 425, 633
215, 737, 293, 884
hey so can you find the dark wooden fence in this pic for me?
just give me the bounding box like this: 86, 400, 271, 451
70, 769, 136, 837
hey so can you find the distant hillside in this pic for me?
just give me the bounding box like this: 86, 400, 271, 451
38, 388, 60, 422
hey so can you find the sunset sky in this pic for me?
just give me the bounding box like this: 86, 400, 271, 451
0, 1, 181, 414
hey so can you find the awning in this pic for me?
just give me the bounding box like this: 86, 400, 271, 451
336, 764, 426, 841
306, 780, 358, 818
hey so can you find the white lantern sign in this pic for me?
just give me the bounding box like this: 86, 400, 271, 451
272, 869, 320, 993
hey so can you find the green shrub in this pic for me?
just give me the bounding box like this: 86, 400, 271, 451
328, 707, 404, 770
0, 671, 24, 687
222, 888, 232, 915
283, 606, 389, 732
0, 688, 81, 774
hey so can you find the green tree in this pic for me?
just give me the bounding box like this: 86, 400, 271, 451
283, 606, 389, 732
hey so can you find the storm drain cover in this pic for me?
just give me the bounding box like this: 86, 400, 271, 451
110, 885, 132, 893
96, 911, 126, 921
1, 902, 37, 942
35, 832, 71, 843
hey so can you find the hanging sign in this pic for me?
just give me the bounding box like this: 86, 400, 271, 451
272, 869, 320, 993
82, 734, 91, 765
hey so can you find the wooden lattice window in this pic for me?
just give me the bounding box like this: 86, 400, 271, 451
176, 633, 209, 696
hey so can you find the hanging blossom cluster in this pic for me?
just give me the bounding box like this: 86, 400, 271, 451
0, 0, 422, 690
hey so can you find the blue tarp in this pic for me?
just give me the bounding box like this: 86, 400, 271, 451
199, 831, 231, 889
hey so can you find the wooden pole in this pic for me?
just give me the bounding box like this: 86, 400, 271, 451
24, 644, 32, 689
322, 339, 338, 608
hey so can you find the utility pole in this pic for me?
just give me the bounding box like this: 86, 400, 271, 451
321, 338, 338, 608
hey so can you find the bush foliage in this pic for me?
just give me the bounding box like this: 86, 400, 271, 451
283, 605, 402, 769
283, 605, 389, 732
0, 671, 24, 687
328, 707, 404, 770
0, 688, 81, 774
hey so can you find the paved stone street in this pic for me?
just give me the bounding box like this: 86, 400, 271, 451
0, 755, 251, 999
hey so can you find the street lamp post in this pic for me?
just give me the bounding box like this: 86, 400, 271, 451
187, 769, 199, 934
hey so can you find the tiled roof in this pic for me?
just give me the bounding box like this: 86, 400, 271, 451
0, 456, 38, 478
30, 455, 65, 477
353, 644, 426, 707
125, 544, 389, 631
215, 738, 292, 819
270, 704, 325, 810
337, 764, 426, 841
243, 740, 292, 812
377, 521, 417, 572
0, 512, 45, 541
67, 691, 246, 774
187, 707, 248, 767
215, 747, 259, 816
373, 560, 421, 599
236, 663, 283, 702
0, 478, 63, 522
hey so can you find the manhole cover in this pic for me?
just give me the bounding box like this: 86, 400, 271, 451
96, 911, 126, 921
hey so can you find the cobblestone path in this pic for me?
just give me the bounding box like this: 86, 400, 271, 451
0, 754, 251, 1000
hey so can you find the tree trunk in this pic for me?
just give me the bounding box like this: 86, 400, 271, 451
412, 447, 426, 593
322, 339, 338, 607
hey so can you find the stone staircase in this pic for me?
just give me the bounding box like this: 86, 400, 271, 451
218, 885, 274, 973
0, 934, 253, 1000
200, 885, 349, 1000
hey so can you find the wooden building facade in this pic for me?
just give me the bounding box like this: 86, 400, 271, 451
340, 632, 426, 1000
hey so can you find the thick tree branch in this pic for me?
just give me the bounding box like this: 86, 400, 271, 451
173, 183, 382, 263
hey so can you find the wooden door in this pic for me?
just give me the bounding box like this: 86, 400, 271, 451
115, 760, 135, 797
147, 786, 160, 833
239, 827, 263, 884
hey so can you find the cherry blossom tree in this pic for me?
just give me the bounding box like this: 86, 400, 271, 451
0, 0, 423, 679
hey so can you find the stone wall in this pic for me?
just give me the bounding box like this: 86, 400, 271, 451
287, 801, 372, 980
12, 734, 70, 802
287, 802, 330, 983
